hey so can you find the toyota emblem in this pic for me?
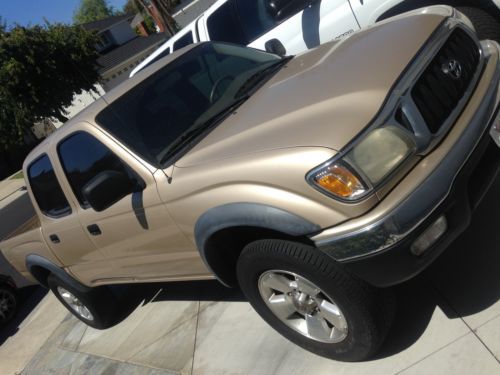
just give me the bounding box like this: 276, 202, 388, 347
441, 59, 463, 80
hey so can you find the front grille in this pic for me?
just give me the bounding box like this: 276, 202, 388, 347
412, 28, 480, 133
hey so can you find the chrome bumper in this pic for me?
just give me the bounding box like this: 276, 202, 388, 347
313, 41, 500, 262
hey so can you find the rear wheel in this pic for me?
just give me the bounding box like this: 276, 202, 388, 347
48, 274, 117, 329
0, 284, 17, 325
458, 7, 500, 42
236, 239, 395, 361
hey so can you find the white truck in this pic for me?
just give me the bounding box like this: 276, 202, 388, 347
130, 0, 500, 77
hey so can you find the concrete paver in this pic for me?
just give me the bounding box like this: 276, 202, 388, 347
475, 315, 500, 361
190, 289, 472, 375
3, 269, 499, 375
0, 293, 67, 375
398, 333, 499, 375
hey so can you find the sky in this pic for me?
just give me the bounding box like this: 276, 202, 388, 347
0, 0, 128, 27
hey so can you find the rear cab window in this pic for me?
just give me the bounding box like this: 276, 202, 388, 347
173, 32, 194, 50
28, 154, 71, 218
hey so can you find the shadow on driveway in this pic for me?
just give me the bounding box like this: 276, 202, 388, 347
0, 286, 47, 346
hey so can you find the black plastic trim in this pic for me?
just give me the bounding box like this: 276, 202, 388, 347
25, 254, 91, 292
194, 203, 320, 275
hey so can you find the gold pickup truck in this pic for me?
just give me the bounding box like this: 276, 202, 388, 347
1, 6, 499, 361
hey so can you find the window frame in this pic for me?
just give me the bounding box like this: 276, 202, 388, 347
27, 153, 72, 219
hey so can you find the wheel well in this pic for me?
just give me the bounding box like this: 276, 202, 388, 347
377, 0, 500, 22
203, 226, 314, 287
29, 265, 51, 287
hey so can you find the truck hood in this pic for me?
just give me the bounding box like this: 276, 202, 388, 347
176, 10, 447, 168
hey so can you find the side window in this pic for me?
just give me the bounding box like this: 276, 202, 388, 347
235, 0, 278, 42
28, 155, 71, 218
207, 1, 248, 44
58, 132, 140, 208
173, 32, 194, 50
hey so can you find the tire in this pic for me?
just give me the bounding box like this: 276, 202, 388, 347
458, 7, 500, 42
48, 274, 117, 329
0, 284, 17, 325
236, 239, 395, 361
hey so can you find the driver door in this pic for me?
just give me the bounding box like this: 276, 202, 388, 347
54, 124, 208, 284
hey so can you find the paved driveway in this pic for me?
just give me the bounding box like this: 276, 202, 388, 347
1, 177, 499, 375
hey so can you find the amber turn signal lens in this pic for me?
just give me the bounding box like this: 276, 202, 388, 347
314, 164, 366, 199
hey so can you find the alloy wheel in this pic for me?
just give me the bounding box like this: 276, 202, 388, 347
57, 286, 94, 321
258, 270, 348, 343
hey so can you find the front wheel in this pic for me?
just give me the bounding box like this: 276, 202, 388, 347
48, 274, 117, 329
236, 239, 395, 361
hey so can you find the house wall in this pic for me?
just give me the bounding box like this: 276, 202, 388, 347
109, 21, 136, 46
52, 84, 106, 128
101, 42, 165, 91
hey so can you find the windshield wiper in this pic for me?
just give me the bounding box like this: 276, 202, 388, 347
235, 56, 292, 99
159, 96, 249, 165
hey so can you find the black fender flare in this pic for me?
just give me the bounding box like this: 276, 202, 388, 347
25, 254, 91, 293
194, 203, 321, 275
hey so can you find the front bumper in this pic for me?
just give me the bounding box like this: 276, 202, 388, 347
313, 41, 500, 287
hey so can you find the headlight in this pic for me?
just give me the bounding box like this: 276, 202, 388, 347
307, 126, 416, 201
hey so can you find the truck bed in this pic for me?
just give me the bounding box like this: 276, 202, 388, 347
0, 192, 38, 242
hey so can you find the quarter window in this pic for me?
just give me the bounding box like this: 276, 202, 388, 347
58, 132, 140, 208
28, 155, 71, 218
173, 32, 194, 50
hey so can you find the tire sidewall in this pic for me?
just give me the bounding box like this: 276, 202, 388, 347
237, 241, 385, 361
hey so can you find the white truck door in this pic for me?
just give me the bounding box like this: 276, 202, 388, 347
202, 0, 360, 56
347, 0, 404, 27
247, 0, 360, 55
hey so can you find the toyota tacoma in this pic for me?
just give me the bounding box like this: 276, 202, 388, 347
1, 6, 499, 361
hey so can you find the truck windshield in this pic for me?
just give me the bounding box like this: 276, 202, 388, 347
96, 43, 283, 167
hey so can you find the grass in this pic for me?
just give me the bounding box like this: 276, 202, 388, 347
10, 170, 24, 180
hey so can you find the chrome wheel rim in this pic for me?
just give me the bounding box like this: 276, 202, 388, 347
57, 287, 94, 321
0, 288, 16, 323
258, 270, 348, 343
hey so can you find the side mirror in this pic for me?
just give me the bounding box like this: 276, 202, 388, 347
266, 0, 315, 21
265, 39, 287, 56
82, 171, 140, 212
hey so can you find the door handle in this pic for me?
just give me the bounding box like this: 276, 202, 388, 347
87, 224, 102, 236
49, 234, 60, 244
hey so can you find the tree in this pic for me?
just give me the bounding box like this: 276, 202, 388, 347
0, 23, 100, 150
73, 0, 115, 24
122, 0, 140, 14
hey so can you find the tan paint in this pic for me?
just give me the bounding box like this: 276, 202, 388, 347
0, 7, 484, 287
